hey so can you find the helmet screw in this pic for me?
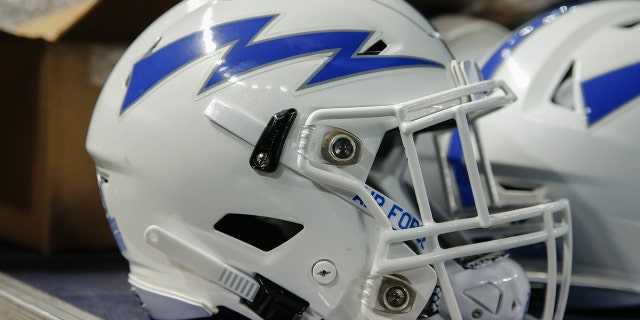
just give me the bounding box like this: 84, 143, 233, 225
472, 308, 483, 319
384, 285, 409, 311
255, 153, 270, 169
312, 260, 337, 285
330, 136, 355, 160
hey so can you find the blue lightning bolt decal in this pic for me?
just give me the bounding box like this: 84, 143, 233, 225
121, 15, 443, 114
582, 61, 640, 126
482, 6, 572, 80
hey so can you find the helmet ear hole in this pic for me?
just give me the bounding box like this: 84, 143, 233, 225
619, 19, 640, 29
214, 214, 304, 252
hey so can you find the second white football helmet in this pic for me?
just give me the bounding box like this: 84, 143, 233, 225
472, 0, 640, 307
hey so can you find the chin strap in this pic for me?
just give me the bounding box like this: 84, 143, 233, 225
143, 225, 321, 320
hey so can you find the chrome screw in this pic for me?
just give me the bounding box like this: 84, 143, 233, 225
255, 153, 270, 169
330, 136, 355, 160
384, 285, 409, 311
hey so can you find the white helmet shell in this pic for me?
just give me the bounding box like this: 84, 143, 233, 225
431, 14, 510, 63
87, 0, 572, 318
477, 0, 640, 305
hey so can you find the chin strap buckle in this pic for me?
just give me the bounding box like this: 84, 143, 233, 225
242, 273, 309, 320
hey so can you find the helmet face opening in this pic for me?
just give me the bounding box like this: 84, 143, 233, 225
87, 0, 573, 319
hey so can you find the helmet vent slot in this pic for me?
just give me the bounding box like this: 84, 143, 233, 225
358, 39, 388, 56
214, 214, 304, 252
551, 62, 575, 110
498, 182, 535, 192
619, 19, 640, 29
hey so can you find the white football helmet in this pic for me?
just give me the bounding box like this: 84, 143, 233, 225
430, 15, 509, 63
469, 0, 640, 308
86, 0, 571, 319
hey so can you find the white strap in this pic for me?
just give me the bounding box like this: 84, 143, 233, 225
144, 225, 324, 320
204, 102, 300, 171
144, 225, 260, 301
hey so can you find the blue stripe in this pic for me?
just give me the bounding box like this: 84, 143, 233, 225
447, 129, 475, 207
122, 15, 443, 114
107, 216, 127, 253
481, 6, 572, 80
582, 62, 640, 126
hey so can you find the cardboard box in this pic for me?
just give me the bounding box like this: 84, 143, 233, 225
0, 0, 178, 252
0, 39, 119, 252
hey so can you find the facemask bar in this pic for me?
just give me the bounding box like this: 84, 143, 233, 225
296, 78, 512, 234
444, 61, 551, 211
297, 67, 572, 319
297, 77, 516, 235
